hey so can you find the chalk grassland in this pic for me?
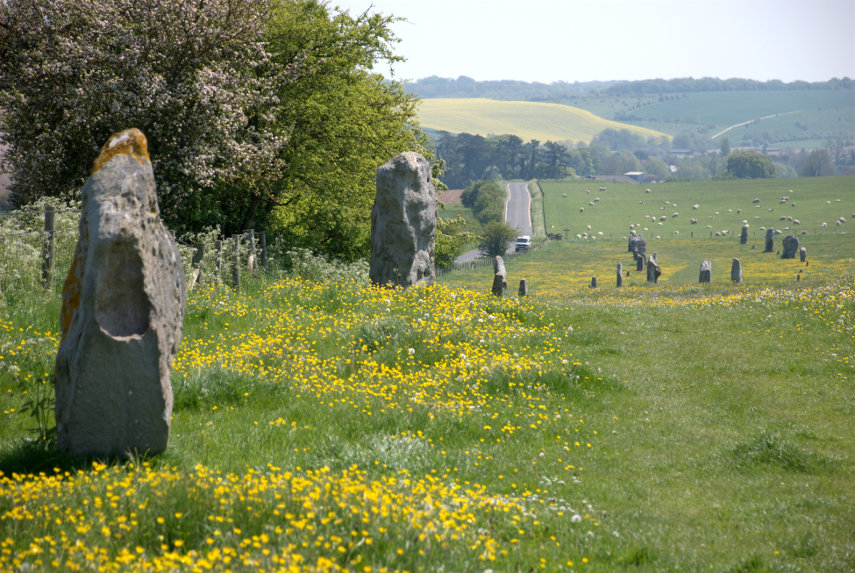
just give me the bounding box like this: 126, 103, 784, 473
571, 89, 855, 148
1, 178, 854, 571
416, 98, 668, 143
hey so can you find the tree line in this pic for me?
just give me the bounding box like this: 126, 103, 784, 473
407, 76, 853, 101
0, 0, 432, 261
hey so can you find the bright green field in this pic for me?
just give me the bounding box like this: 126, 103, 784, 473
417, 98, 668, 144
541, 175, 855, 244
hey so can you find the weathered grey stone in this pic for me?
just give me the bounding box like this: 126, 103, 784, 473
764, 228, 774, 252
635, 252, 644, 271
629, 234, 646, 259
55, 129, 186, 457
616, 263, 623, 287
590, 276, 598, 288
369, 152, 437, 287
800, 247, 807, 262
491, 255, 507, 296
740, 224, 749, 245
518, 279, 528, 297
731, 258, 743, 283
646, 255, 661, 283
699, 260, 711, 283
781, 235, 799, 259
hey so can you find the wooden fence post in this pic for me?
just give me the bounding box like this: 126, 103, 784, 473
260, 231, 269, 271
232, 235, 241, 290
246, 229, 256, 272
215, 240, 223, 283
41, 206, 56, 288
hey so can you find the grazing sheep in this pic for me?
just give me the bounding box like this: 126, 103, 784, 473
599, 186, 607, 191
672, 212, 679, 218
752, 198, 760, 203
690, 218, 698, 224
839, 216, 847, 223
586, 224, 592, 230
594, 197, 600, 203
793, 219, 800, 225
562, 193, 567, 197
659, 215, 667, 222
821, 222, 827, 228
645, 188, 651, 193
580, 207, 584, 213
826, 200, 831, 205
693, 204, 700, 210
588, 201, 594, 206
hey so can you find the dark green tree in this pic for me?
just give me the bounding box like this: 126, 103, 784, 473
262, 0, 432, 260
798, 149, 833, 177
477, 221, 517, 258
726, 151, 775, 178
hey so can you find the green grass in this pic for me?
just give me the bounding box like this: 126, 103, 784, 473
550, 89, 855, 147
541, 176, 855, 242
417, 98, 668, 143
2, 181, 854, 571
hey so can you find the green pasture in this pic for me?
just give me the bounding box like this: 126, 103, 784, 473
1, 177, 854, 571
416, 98, 667, 144
540, 176, 855, 244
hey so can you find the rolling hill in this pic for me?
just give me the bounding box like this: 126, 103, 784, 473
416, 98, 668, 144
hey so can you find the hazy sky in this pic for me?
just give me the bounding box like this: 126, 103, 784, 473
330, 0, 855, 83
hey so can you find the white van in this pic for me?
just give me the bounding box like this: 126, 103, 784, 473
515, 235, 531, 252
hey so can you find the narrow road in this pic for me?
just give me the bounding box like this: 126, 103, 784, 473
454, 182, 531, 263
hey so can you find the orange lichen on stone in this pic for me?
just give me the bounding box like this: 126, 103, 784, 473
60, 221, 87, 342
91, 128, 150, 174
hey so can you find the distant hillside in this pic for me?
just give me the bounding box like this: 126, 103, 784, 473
416, 98, 667, 144
408, 77, 855, 150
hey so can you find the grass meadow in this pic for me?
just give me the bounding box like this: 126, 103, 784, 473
416, 98, 666, 144
1, 177, 854, 572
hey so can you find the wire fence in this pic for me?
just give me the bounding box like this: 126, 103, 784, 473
0, 208, 282, 297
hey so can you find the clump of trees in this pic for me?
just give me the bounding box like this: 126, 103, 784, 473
726, 151, 776, 178
0, 0, 432, 260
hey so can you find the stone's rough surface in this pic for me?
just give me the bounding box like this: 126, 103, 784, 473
55, 129, 186, 458
740, 225, 749, 245
764, 228, 775, 252
370, 152, 437, 288
646, 256, 661, 283
699, 260, 711, 283
731, 258, 743, 283
491, 256, 507, 297
782, 235, 799, 259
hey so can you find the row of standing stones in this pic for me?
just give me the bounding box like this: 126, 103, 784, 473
55, 128, 438, 458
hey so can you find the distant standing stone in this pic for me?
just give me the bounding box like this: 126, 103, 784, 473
699, 260, 711, 283
370, 152, 437, 288
781, 235, 799, 259
616, 263, 623, 287
646, 255, 661, 283
491, 255, 507, 297
800, 247, 807, 262
731, 258, 743, 283
764, 228, 774, 252
590, 276, 597, 288
55, 129, 186, 458
518, 279, 528, 297
740, 224, 749, 245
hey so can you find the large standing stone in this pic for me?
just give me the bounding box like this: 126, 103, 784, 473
55, 129, 186, 457
740, 224, 749, 245
781, 235, 799, 259
616, 263, 623, 287
764, 228, 774, 252
800, 247, 807, 262
370, 152, 437, 287
731, 258, 743, 283
518, 279, 528, 297
699, 260, 711, 283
